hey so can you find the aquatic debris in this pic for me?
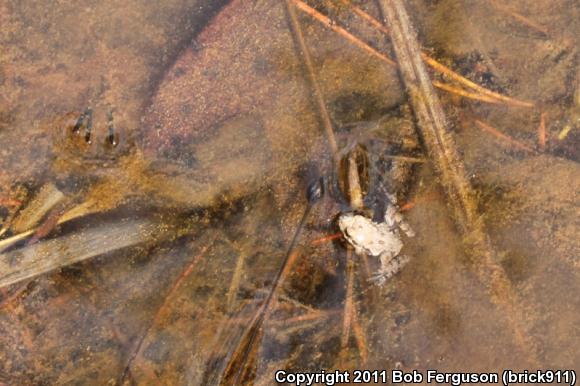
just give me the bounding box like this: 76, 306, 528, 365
377, 0, 539, 364
431, 80, 501, 104
283, 7, 372, 365
474, 119, 536, 153
0, 197, 22, 208
119, 238, 215, 385
421, 54, 534, 108
489, 0, 550, 37
337, 0, 534, 108
291, 0, 397, 67
219, 178, 324, 384
399, 190, 437, 212
557, 123, 574, 140
0, 195, 117, 253
284, 0, 339, 160
538, 112, 547, 150
0, 217, 171, 289
10, 183, 66, 234
310, 232, 343, 245
291, 0, 534, 107
337, 144, 379, 363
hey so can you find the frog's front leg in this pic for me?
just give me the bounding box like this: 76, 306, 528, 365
370, 252, 411, 285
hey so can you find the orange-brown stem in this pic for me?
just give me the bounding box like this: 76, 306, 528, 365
474, 120, 536, 153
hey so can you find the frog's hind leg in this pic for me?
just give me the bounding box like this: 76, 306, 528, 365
384, 201, 415, 238
370, 254, 410, 285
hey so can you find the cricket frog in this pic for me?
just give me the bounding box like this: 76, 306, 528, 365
334, 106, 420, 285
338, 196, 415, 285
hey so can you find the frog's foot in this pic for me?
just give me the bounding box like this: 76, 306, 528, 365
384, 203, 415, 238
369, 254, 410, 285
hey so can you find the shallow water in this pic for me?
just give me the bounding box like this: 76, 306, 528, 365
0, 0, 578, 384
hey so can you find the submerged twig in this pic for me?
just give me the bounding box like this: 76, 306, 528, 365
338, 140, 369, 363
377, 0, 478, 238
474, 119, 536, 153
119, 239, 214, 385
422, 55, 534, 108
271, 308, 336, 327
382, 154, 425, 163
377, 0, 539, 364
291, 0, 397, 69
295, 0, 534, 108
311, 232, 343, 245
220, 178, 321, 385
0, 217, 169, 289
346, 151, 364, 209
557, 124, 573, 140
489, 0, 550, 37
226, 241, 249, 312
341, 252, 355, 350
431, 80, 501, 104
285, 0, 339, 160
399, 190, 437, 213
0, 197, 22, 208
0, 198, 110, 253
537, 112, 547, 150
350, 298, 368, 364
10, 183, 66, 234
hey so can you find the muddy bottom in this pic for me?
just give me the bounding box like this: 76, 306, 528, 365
0, 0, 578, 384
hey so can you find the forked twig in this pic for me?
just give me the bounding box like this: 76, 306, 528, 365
432, 80, 500, 104
292, 0, 534, 108
337, 0, 534, 108
422, 55, 534, 108
292, 0, 397, 68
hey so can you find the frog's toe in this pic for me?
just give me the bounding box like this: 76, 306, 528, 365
71, 107, 94, 144
104, 110, 119, 148
369, 273, 388, 286
71, 107, 121, 146
58, 106, 130, 164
